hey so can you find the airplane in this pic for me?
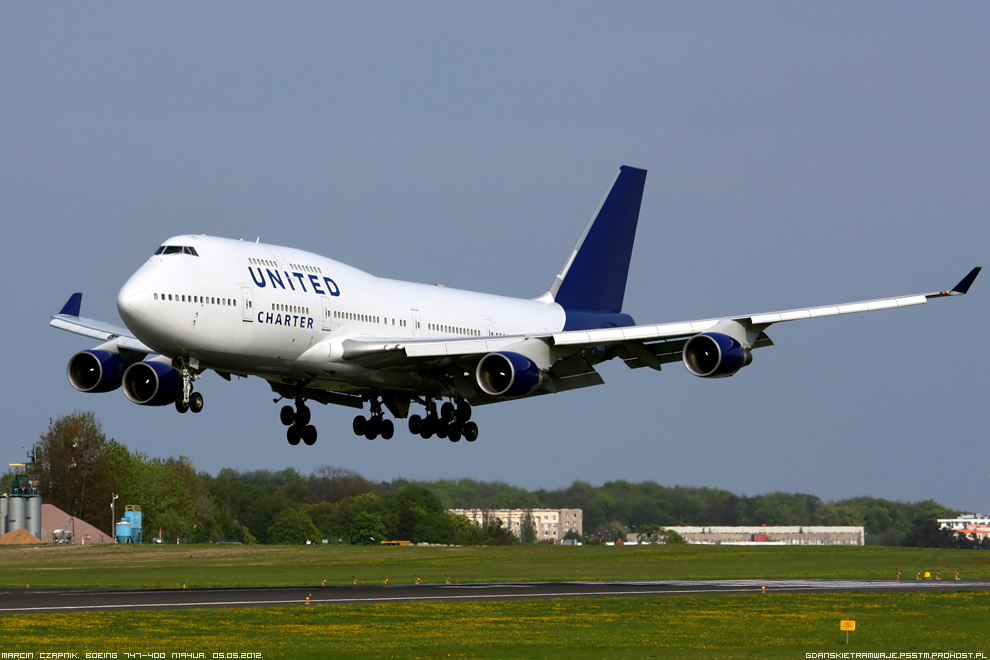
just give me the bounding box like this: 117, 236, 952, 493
50, 166, 980, 447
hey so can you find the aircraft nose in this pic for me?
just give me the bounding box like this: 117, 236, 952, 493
117, 279, 151, 323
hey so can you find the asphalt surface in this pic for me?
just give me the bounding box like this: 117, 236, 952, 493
1, 579, 988, 613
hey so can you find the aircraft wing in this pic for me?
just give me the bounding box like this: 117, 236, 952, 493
49, 293, 154, 354
341, 267, 981, 371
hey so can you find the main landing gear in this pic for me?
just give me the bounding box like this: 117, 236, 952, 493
408, 399, 478, 442
352, 395, 394, 441
175, 359, 204, 414
281, 397, 317, 446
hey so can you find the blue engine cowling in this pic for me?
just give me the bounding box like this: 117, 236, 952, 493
682, 332, 753, 378
476, 351, 547, 397
122, 361, 182, 406
66, 350, 127, 393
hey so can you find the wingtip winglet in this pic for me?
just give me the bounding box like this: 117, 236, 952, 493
59, 292, 83, 317
951, 267, 982, 295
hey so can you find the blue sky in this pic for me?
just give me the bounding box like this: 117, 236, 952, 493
1, 3, 987, 511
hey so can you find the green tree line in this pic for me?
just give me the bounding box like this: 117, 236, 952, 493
20, 412, 982, 548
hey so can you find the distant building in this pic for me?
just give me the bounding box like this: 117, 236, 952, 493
647, 526, 865, 545
938, 514, 990, 541
450, 508, 583, 543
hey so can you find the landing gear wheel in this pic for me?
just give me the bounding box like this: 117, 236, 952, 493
302, 425, 318, 445
448, 424, 462, 442
175, 398, 189, 414
380, 419, 394, 440
463, 421, 479, 442
408, 414, 422, 434
280, 406, 295, 426
420, 415, 435, 439
287, 425, 302, 445
457, 401, 472, 424
435, 420, 449, 439
295, 405, 311, 427
189, 392, 204, 413
441, 401, 455, 422
365, 416, 380, 440
353, 415, 367, 436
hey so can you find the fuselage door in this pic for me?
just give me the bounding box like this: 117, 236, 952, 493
411, 309, 422, 338
241, 287, 254, 322
320, 296, 333, 331
484, 317, 495, 336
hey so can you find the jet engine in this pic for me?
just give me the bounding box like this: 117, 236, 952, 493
122, 361, 182, 406
682, 332, 753, 378
476, 351, 548, 398
66, 350, 127, 393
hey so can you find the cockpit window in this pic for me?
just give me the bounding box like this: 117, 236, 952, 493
156, 245, 199, 256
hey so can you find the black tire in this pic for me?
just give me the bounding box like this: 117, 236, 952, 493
175, 398, 189, 414
381, 419, 394, 440
448, 424, 461, 442
280, 406, 295, 426
302, 425, 318, 445
463, 421, 479, 442
441, 401, 455, 422
287, 426, 302, 445
352, 415, 367, 436
189, 392, 204, 413
457, 401, 472, 424
435, 420, 449, 439
408, 414, 422, 434
365, 416, 380, 440
420, 416, 434, 439
296, 405, 312, 427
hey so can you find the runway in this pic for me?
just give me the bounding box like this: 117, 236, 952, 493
1, 579, 988, 614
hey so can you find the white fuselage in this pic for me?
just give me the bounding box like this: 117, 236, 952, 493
116, 235, 566, 392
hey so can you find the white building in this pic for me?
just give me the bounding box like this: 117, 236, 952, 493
658, 526, 865, 545
938, 514, 990, 541
450, 508, 583, 543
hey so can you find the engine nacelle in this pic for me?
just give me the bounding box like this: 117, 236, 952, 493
66, 350, 127, 393
476, 351, 548, 398
682, 332, 753, 378
122, 361, 182, 406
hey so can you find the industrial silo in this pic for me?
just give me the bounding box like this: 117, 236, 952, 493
1, 495, 7, 535
115, 519, 132, 543
6, 496, 25, 533
124, 505, 142, 543
26, 496, 42, 540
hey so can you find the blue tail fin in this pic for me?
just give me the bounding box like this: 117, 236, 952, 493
550, 166, 646, 329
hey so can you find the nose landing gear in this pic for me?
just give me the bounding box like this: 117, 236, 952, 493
174, 359, 204, 414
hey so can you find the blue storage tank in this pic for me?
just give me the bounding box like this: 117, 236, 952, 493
115, 519, 132, 543
124, 506, 142, 543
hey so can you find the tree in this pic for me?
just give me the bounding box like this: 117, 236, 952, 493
35, 412, 112, 529
268, 507, 321, 544
349, 511, 388, 545
520, 509, 537, 544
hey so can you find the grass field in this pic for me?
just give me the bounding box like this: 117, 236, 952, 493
2, 592, 988, 658
1, 542, 988, 588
